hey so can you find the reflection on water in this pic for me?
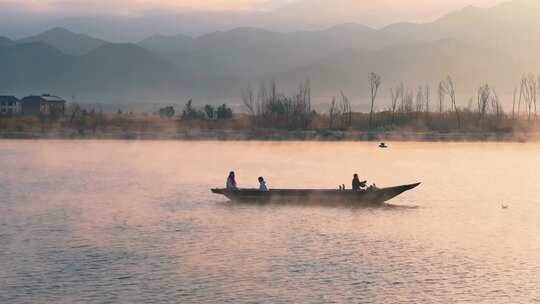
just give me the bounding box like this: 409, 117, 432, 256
1, 140, 540, 303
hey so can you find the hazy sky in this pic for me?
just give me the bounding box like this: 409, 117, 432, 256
2, 0, 506, 16
1, 0, 281, 14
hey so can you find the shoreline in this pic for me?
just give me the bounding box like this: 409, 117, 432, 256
0, 130, 530, 142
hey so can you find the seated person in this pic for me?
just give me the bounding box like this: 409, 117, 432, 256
352, 174, 366, 191
258, 176, 268, 191
367, 184, 379, 192
226, 171, 238, 191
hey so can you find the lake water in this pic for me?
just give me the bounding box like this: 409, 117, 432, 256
1, 140, 540, 303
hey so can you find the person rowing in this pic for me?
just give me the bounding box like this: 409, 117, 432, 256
352, 174, 367, 191
226, 171, 238, 191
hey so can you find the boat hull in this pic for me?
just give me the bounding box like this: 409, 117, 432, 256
211, 183, 420, 205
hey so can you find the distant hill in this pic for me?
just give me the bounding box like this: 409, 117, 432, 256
138, 25, 387, 78
0, 42, 74, 93
139, 34, 195, 55
17, 27, 106, 55
2, 0, 540, 107
393, 1, 540, 50
135, 0, 540, 105
0, 40, 242, 103
273, 0, 430, 29
0, 36, 13, 47
137, 0, 540, 76
0, 42, 175, 102
274, 39, 522, 101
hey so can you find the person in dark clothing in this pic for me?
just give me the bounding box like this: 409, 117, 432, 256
352, 174, 366, 191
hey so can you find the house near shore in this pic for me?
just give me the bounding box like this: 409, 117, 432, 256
0, 96, 21, 116
21, 94, 66, 117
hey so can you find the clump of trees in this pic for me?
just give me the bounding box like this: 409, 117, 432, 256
363, 74, 517, 132
181, 99, 233, 121
10, 73, 540, 137
328, 92, 352, 130
476, 84, 503, 124
159, 106, 175, 119
239, 73, 540, 133
181, 100, 206, 120
67, 103, 104, 135
216, 104, 234, 120
242, 80, 315, 130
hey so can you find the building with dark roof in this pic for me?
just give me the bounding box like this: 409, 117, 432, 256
21, 94, 66, 117
0, 96, 21, 116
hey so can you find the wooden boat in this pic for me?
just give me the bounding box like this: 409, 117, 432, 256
211, 183, 421, 205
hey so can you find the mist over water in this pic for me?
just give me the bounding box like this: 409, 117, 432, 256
2, 140, 540, 303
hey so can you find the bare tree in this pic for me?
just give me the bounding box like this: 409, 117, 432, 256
298, 79, 312, 128
329, 97, 338, 130
328, 91, 352, 130
518, 76, 525, 118
68, 102, 82, 123
528, 75, 537, 121
491, 89, 503, 122
96, 104, 104, 133
537, 75, 540, 119
425, 85, 431, 118
304, 78, 312, 114
520, 75, 537, 122
403, 89, 414, 115
512, 87, 517, 120
390, 83, 403, 124
441, 76, 460, 129
241, 83, 255, 115
476, 84, 504, 126
270, 80, 277, 105
340, 91, 352, 128
477, 84, 491, 121
368, 72, 381, 129
438, 82, 445, 115
257, 83, 268, 116
251, 80, 314, 130
415, 86, 425, 113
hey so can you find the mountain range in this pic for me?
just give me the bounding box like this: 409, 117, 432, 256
0, 0, 491, 41
1, 0, 539, 109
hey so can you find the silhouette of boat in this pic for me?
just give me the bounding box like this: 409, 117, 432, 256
211, 183, 420, 205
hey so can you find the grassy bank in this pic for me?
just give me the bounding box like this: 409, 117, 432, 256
0, 110, 535, 142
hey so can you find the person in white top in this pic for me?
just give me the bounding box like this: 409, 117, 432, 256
258, 177, 268, 191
